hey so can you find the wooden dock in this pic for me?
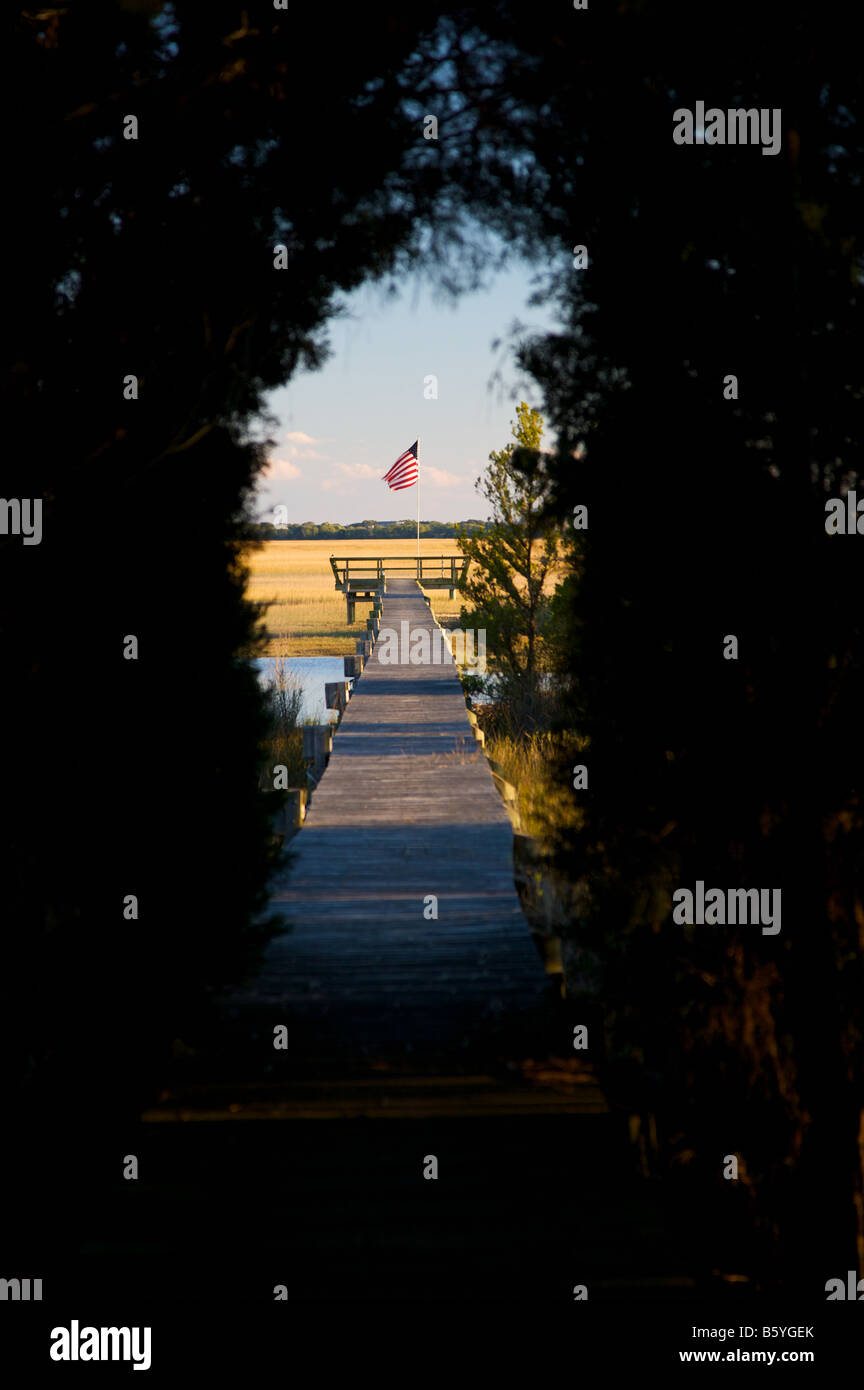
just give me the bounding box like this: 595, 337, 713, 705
330, 553, 470, 619
118, 582, 699, 1301
149, 578, 604, 1117
253, 579, 556, 1062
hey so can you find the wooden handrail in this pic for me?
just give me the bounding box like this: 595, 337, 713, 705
330, 556, 469, 568
329, 554, 470, 591
330, 554, 466, 562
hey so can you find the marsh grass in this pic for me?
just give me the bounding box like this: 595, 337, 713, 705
485, 728, 589, 951
258, 657, 306, 791
487, 732, 557, 838
244, 539, 467, 655
486, 730, 587, 843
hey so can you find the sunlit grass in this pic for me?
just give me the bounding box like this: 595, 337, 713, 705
487, 732, 557, 838
486, 730, 588, 842
258, 657, 306, 790
244, 538, 467, 655
243, 538, 569, 656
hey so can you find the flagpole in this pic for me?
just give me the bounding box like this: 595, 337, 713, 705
416, 436, 421, 561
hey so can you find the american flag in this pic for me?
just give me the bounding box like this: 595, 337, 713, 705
382, 441, 419, 491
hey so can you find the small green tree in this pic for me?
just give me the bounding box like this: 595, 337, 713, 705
456, 403, 561, 725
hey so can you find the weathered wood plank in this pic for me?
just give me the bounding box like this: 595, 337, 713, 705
184, 579, 603, 1116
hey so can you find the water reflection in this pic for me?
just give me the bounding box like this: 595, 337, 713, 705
251, 656, 347, 723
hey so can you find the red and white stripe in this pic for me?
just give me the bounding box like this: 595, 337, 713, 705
382, 444, 418, 491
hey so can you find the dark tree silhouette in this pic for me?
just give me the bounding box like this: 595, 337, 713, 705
451, 0, 864, 1290
3, 0, 861, 1297
0, 0, 522, 1278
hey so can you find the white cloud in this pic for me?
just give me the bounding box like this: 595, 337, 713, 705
315, 460, 470, 492
284, 430, 329, 445
335, 462, 381, 480
272, 431, 331, 462
424, 466, 470, 488
265, 458, 302, 480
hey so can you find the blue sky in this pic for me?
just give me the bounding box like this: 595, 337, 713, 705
253, 257, 562, 525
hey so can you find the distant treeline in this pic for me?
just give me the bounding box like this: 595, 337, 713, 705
252, 519, 485, 540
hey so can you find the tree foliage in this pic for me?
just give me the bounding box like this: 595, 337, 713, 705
252, 520, 484, 541
3, 0, 862, 1293
457, 403, 561, 720
456, 0, 864, 1287
0, 1, 528, 1273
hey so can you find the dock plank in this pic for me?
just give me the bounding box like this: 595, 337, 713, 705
118, 583, 704, 1302
151, 580, 604, 1116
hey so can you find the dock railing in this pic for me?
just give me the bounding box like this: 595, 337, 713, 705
329, 554, 469, 590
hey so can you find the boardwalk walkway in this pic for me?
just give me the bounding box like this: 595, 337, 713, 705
107, 580, 695, 1301
148, 577, 604, 1117
242, 577, 558, 1076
